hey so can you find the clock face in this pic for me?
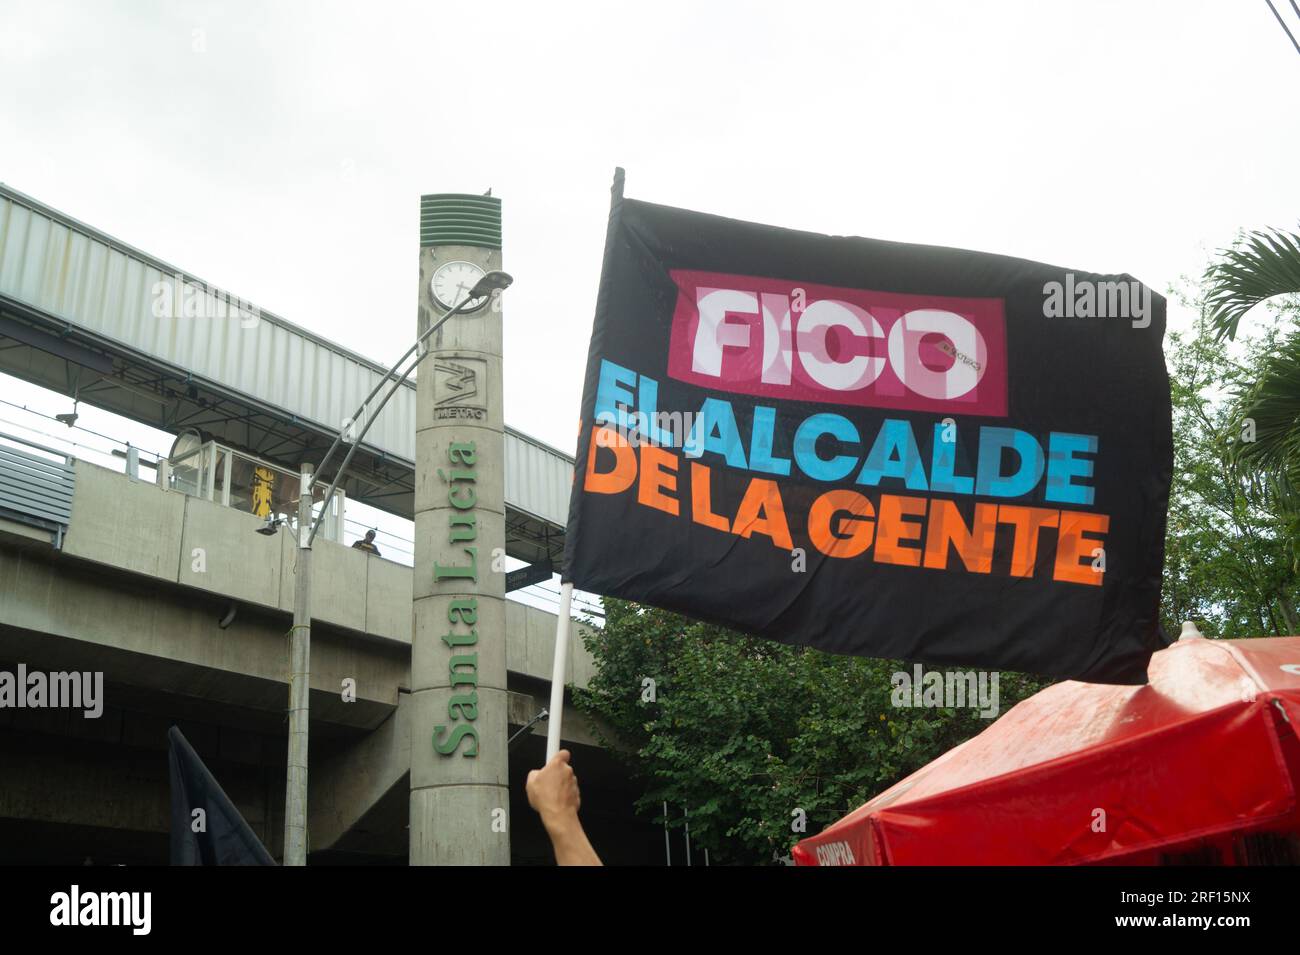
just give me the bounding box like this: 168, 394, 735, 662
431, 260, 488, 313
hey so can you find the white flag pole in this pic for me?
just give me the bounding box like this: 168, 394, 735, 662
544, 170, 621, 764
545, 581, 575, 761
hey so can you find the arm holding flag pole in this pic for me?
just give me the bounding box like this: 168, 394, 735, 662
531, 582, 602, 865
526, 167, 626, 863
526, 746, 602, 866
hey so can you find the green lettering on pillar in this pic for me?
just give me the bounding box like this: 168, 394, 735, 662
435, 441, 481, 758
433, 723, 478, 757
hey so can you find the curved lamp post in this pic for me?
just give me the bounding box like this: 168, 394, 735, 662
279, 269, 513, 866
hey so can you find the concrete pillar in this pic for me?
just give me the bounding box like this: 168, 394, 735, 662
410, 193, 510, 865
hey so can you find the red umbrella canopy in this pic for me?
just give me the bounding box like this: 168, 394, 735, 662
793, 636, 1300, 866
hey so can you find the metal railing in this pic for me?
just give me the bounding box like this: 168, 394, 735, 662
160, 439, 346, 543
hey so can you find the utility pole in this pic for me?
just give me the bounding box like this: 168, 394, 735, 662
284, 462, 313, 865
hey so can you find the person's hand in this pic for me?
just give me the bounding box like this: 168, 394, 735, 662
526, 749, 581, 829
526, 750, 602, 865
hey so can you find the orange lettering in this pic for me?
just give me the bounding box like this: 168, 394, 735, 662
997, 506, 1061, 577
732, 478, 793, 550
584, 425, 636, 494
690, 462, 730, 531
874, 495, 927, 566
923, 499, 998, 573
809, 489, 876, 559
638, 446, 679, 516
1054, 510, 1109, 585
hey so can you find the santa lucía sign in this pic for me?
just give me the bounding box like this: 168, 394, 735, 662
411, 193, 510, 865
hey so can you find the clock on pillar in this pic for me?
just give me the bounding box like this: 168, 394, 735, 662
411, 193, 511, 866
430, 260, 490, 313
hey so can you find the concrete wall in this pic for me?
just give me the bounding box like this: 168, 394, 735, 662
58, 462, 597, 687
63, 461, 412, 645
0, 548, 405, 729
506, 600, 597, 688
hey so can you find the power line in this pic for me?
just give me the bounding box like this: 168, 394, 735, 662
1265, 0, 1300, 56
0, 399, 160, 456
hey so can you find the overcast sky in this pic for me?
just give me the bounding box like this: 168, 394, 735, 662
2, 0, 1299, 455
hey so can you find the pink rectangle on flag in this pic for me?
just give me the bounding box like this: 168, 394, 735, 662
665, 269, 1008, 417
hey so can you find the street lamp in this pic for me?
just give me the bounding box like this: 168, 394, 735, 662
306, 270, 513, 547
277, 268, 513, 866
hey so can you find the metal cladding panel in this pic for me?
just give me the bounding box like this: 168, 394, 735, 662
419, 193, 502, 249
0, 440, 75, 528
0, 185, 418, 464
505, 428, 574, 528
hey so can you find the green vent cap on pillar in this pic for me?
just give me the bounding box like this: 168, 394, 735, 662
420, 193, 502, 249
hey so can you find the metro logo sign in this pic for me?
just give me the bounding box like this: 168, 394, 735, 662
666, 270, 1008, 417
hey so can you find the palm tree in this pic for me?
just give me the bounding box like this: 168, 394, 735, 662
1204, 228, 1300, 578
1206, 228, 1300, 344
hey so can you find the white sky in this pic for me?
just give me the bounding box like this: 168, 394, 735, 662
1, 0, 1298, 455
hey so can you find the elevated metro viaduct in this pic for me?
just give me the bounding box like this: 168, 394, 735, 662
0, 184, 660, 864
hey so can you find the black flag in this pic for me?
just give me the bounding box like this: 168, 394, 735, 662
563, 171, 1172, 685
168, 725, 276, 865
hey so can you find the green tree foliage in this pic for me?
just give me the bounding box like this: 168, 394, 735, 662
574, 602, 1049, 864
1203, 228, 1300, 557
1163, 284, 1299, 636
1205, 227, 1300, 344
